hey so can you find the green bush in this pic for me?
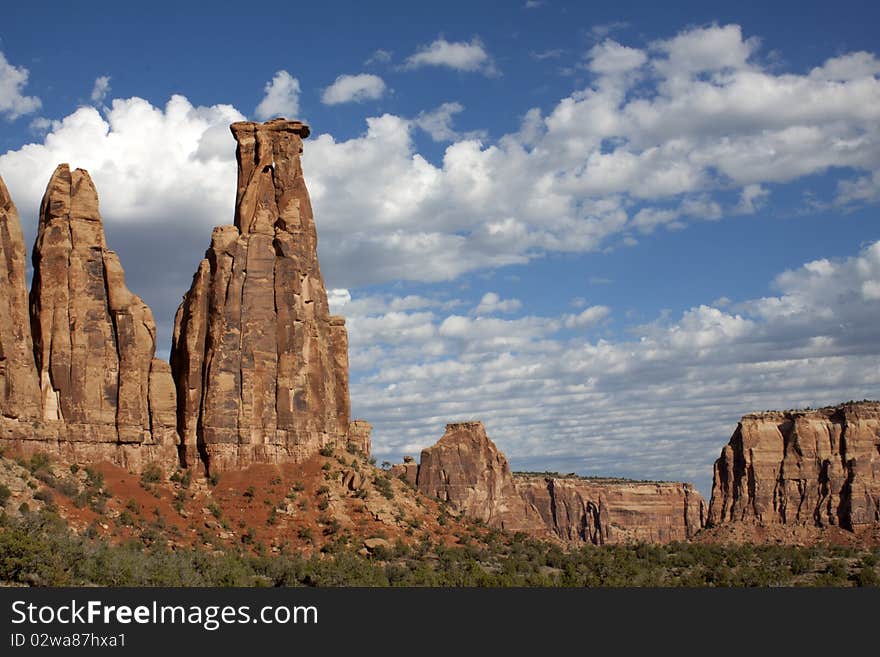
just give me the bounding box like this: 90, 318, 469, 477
140, 464, 163, 486
0, 484, 11, 506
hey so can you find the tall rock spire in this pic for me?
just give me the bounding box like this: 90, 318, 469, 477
22, 164, 178, 470
171, 119, 351, 473
0, 174, 41, 421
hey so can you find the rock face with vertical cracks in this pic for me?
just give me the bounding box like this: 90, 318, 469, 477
708, 401, 880, 530
0, 174, 41, 422
515, 476, 705, 544
0, 165, 178, 472
171, 119, 351, 473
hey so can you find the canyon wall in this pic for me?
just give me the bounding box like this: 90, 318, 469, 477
708, 401, 880, 530
402, 421, 705, 543
516, 476, 705, 544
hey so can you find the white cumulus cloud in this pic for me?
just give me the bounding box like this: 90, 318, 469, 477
255, 70, 301, 120
403, 37, 497, 75
0, 51, 41, 119
321, 73, 386, 105
473, 292, 523, 315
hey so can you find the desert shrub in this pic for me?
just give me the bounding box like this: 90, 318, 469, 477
0, 484, 11, 506
140, 464, 163, 486
373, 475, 394, 500
33, 489, 54, 505
84, 467, 104, 489
208, 503, 222, 519
319, 446, 334, 457
28, 453, 51, 474
243, 486, 256, 499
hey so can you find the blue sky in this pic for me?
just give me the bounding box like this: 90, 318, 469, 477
1, 1, 878, 496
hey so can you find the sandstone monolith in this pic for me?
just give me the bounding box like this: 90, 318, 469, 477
171, 119, 351, 473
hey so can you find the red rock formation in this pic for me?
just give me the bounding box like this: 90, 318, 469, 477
708, 401, 880, 530
347, 419, 372, 456
171, 119, 351, 473
406, 421, 705, 543
415, 422, 547, 534
0, 174, 41, 422
390, 455, 419, 486
0, 165, 178, 472
516, 476, 705, 544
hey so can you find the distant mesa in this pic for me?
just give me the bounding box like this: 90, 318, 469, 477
391, 421, 706, 544
708, 401, 880, 533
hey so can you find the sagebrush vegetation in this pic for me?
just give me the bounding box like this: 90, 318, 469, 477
1, 509, 877, 587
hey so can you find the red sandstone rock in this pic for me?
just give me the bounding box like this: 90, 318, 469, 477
516, 476, 705, 544
347, 419, 372, 456
708, 401, 880, 529
415, 422, 547, 534
171, 119, 350, 473
0, 174, 41, 422
0, 165, 178, 472
406, 420, 705, 543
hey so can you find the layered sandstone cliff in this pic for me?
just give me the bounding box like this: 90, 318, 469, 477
708, 401, 880, 530
0, 165, 178, 472
402, 421, 705, 543
171, 119, 351, 473
516, 476, 705, 544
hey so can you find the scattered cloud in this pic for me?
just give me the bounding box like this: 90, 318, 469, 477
473, 292, 523, 315
90, 75, 111, 105
736, 184, 770, 214
1, 22, 879, 361
365, 49, 393, 66
343, 241, 880, 495
590, 22, 629, 40
0, 51, 41, 119
403, 37, 498, 76
321, 73, 386, 105
413, 102, 486, 142
254, 70, 300, 120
